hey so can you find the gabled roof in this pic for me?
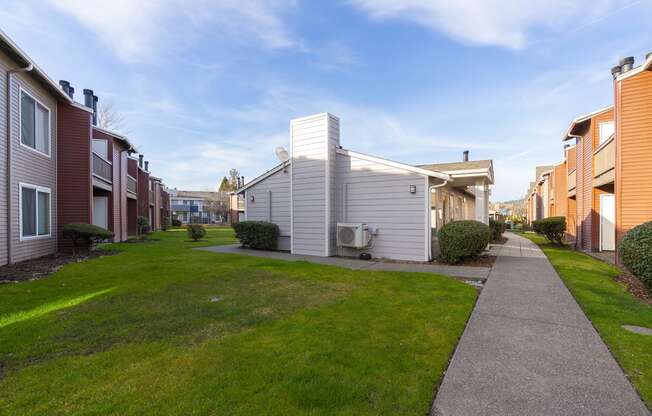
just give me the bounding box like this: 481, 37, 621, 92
418, 159, 494, 184
562, 105, 613, 141
338, 148, 451, 180
93, 126, 137, 152
236, 161, 289, 194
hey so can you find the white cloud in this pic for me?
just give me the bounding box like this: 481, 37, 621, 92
45, 0, 299, 62
349, 0, 619, 49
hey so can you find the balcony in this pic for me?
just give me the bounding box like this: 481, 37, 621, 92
567, 169, 576, 197
127, 175, 137, 198
92, 152, 112, 184
593, 137, 615, 187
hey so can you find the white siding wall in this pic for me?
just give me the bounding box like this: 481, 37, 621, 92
0, 50, 58, 264
290, 113, 339, 256
244, 166, 291, 250
336, 153, 427, 261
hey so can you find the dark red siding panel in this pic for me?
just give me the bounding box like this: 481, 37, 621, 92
57, 103, 92, 251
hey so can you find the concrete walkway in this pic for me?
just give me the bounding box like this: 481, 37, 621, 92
432, 232, 649, 416
197, 244, 490, 280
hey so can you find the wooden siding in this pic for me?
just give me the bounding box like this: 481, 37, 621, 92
616, 70, 652, 245
137, 168, 150, 220
336, 153, 427, 262
290, 113, 339, 256
244, 166, 291, 250
0, 51, 59, 264
57, 102, 92, 251
553, 163, 567, 219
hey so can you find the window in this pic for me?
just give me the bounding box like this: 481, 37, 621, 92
20, 184, 51, 239
20, 90, 50, 156
92, 139, 108, 158
599, 121, 615, 145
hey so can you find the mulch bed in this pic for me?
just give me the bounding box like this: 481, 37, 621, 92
491, 236, 508, 245
614, 271, 651, 305
455, 255, 496, 268
0, 249, 119, 284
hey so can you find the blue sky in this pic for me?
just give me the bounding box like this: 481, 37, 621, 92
2, 0, 651, 201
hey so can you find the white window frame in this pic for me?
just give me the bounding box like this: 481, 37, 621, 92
18, 87, 52, 158
92, 138, 109, 159
19, 182, 52, 241
598, 121, 615, 145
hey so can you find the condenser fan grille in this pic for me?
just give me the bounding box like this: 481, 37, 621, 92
339, 227, 355, 244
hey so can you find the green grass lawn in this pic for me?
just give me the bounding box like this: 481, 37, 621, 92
522, 233, 652, 407
0, 228, 477, 415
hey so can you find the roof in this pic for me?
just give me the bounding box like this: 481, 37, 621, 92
418, 159, 494, 184
338, 148, 451, 180
562, 105, 613, 141
0, 28, 75, 104
93, 126, 137, 152
172, 190, 226, 199
236, 161, 290, 193
535, 165, 553, 179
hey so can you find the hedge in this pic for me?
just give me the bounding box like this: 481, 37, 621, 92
489, 219, 506, 241
233, 221, 280, 250
438, 220, 490, 264
187, 224, 206, 241
62, 223, 114, 254
619, 221, 652, 291
532, 216, 566, 244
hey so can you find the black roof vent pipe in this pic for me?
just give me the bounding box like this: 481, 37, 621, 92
611, 65, 622, 79
138, 154, 144, 168
620, 56, 635, 73
463, 150, 469, 162
83, 88, 93, 109
92, 95, 98, 126
145, 161, 149, 171
59, 80, 73, 99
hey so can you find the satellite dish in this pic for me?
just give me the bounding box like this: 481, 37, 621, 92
275, 146, 289, 163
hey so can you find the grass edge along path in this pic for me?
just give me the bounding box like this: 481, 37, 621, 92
521, 232, 652, 409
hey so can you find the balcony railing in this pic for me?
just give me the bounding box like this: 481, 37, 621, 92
567, 169, 576, 193
594, 137, 615, 179
92, 152, 112, 183
127, 175, 137, 194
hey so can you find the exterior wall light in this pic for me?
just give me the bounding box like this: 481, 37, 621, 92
409, 185, 417, 194
250, 195, 255, 202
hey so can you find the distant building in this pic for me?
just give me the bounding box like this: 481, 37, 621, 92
169, 189, 229, 224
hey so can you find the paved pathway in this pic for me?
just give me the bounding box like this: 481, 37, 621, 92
432, 232, 649, 416
197, 244, 490, 280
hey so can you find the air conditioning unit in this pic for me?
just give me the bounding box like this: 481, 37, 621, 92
337, 223, 369, 248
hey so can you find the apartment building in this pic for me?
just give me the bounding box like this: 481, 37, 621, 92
169, 190, 228, 224
0, 29, 169, 265
529, 53, 651, 260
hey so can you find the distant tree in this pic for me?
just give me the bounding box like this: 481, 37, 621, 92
97, 99, 128, 133
228, 168, 240, 189
219, 177, 231, 191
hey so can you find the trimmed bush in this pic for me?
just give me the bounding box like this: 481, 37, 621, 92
438, 220, 490, 264
489, 219, 506, 241
187, 224, 206, 241
233, 221, 280, 250
619, 221, 652, 291
171, 218, 182, 227
532, 216, 566, 244
62, 223, 114, 254
137, 216, 150, 234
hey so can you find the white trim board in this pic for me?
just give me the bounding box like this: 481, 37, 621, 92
336, 148, 451, 181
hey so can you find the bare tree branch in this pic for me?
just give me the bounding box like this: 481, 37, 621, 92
97, 99, 129, 133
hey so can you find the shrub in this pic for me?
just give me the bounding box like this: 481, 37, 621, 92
233, 221, 280, 250
137, 216, 150, 234
532, 216, 566, 244
62, 223, 114, 255
161, 216, 170, 231
187, 224, 206, 241
619, 221, 652, 291
438, 220, 490, 264
171, 218, 182, 227
489, 219, 506, 241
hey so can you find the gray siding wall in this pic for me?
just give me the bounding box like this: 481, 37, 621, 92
290, 113, 339, 256
336, 153, 427, 261
0, 50, 58, 265
244, 166, 291, 250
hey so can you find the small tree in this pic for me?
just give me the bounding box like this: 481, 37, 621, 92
137, 216, 150, 234
62, 223, 114, 255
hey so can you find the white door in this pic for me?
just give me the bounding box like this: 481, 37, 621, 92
93, 196, 109, 229
600, 194, 615, 251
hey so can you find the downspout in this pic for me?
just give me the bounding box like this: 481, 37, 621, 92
6, 63, 33, 264
428, 177, 450, 261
